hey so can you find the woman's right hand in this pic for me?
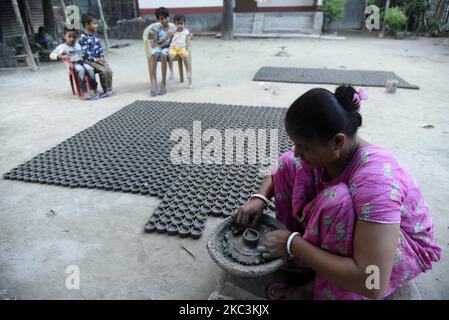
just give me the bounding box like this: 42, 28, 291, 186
233, 198, 266, 227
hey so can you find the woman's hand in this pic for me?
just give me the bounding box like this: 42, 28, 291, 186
258, 230, 292, 259
233, 198, 266, 227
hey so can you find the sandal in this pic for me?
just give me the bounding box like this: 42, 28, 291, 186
158, 87, 167, 96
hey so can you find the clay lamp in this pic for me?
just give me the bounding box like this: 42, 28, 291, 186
169, 202, 179, 210
192, 198, 203, 207
243, 228, 260, 248
156, 221, 168, 233
226, 202, 236, 210
159, 200, 170, 209
160, 214, 172, 223
178, 225, 191, 238
164, 208, 176, 217
222, 208, 234, 217
189, 204, 200, 213
173, 195, 184, 203
148, 187, 159, 196
144, 221, 156, 233
211, 206, 222, 217
172, 210, 183, 218
217, 194, 228, 201
167, 224, 178, 236
154, 207, 165, 216
204, 199, 214, 207
228, 195, 239, 204
185, 212, 197, 220
183, 218, 194, 228
196, 212, 208, 221
214, 200, 225, 209
183, 196, 194, 205
200, 205, 211, 215
190, 227, 203, 239
171, 216, 183, 226
194, 219, 206, 229
179, 203, 189, 212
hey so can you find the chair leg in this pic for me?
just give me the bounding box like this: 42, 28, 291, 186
69, 74, 75, 95
178, 59, 184, 83
86, 76, 92, 92
74, 73, 82, 97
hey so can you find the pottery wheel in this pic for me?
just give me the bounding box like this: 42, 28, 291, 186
224, 224, 274, 266
207, 214, 287, 277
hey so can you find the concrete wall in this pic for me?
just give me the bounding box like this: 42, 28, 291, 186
139, 0, 222, 8
257, 0, 314, 8
109, 13, 222, 39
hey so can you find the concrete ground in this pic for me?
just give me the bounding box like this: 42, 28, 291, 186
0, 34, 448, 299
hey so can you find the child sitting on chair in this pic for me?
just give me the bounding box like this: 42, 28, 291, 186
150, 7, 175, 96
50, 27, 99, 101
80, 14, 114, 98
168, 14, 192, 81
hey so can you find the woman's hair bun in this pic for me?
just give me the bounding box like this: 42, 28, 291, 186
334, 85, 358, 113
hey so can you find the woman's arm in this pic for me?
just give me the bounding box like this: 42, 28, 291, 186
264, 220, 400, 299
234, 174, 274, 226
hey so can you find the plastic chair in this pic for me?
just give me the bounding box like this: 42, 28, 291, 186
67, 61, 94, 97
143, 23, 192, 88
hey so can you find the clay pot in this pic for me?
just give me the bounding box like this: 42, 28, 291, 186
214, 200, 225, 209
183, 218, 194, 228
167, 224, 178, 235
185, 212, 196, 220
156, 221, 168, 233
154, 207, 165, 216
196, 212, 208, 221
222, 208, 234, 217
211, 206, 222, 217
160, 214, 171, 223
171, 216, 183, 226
200, 205, 211, 215
243, 228, 260, 247
190, 227, 203, 239
204, 199, 214, 207
178, 225, 190, 238
174, 210, 185, 219
194, 219, 206, 229
144, 220, 156, 233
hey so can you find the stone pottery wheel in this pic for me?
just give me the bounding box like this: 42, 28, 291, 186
207, 214, 287, 277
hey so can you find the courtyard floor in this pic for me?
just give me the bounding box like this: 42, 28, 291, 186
0, 34, 448, 299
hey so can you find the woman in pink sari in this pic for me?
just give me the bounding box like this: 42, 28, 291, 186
234, 85, 441, 300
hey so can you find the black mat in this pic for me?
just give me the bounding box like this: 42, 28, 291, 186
3, 100, 291, 239
253, 66, 420, 89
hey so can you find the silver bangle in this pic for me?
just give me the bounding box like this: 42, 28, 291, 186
287, 232, 300, 257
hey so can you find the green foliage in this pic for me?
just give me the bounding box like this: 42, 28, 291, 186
321, 0, 346, 22
427, 17, 449, 36
384, 6, 408, 31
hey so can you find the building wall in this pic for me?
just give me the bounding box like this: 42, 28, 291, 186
257, 0, 314, 8
138, 0, 315, 14
139, 0, 223, 14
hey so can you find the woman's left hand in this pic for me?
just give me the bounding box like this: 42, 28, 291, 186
258, 230, 292, 259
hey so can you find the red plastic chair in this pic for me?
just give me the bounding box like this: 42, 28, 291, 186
67, 61, 94, 97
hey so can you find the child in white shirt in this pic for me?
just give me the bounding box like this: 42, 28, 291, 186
168, 14, 192, 81
50, 28, 99, 100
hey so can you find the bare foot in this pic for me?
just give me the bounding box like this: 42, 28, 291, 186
169, 71, 174, 80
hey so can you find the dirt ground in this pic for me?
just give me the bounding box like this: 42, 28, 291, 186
0, 34, 448, 299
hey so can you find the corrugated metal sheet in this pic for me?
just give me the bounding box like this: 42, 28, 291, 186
29, 0, 44, 32
0, 0, 21, 40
